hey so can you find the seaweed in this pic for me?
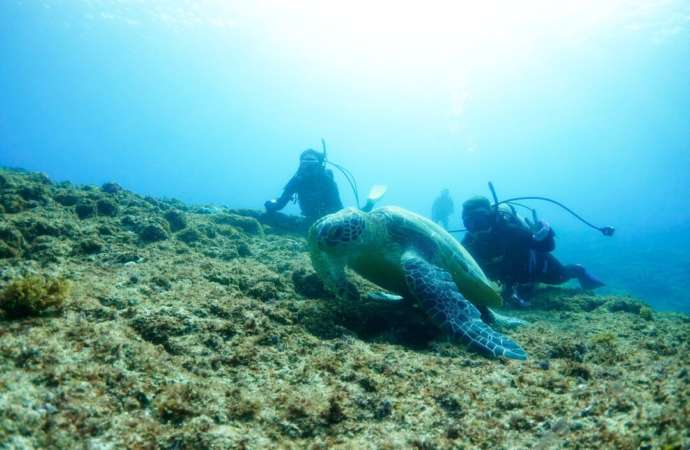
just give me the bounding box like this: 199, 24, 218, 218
0, 275, 69, 319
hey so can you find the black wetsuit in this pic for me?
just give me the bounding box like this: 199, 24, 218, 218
271, 169, 343, 221
461, 213, 572, 288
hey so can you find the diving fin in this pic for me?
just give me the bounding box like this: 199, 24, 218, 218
362, 185, 388, 212
368, 184, 388, 202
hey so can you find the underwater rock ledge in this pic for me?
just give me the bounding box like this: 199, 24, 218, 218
0, 167, 688, 449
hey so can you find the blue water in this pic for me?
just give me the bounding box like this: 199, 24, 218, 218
1, 1, 689, 312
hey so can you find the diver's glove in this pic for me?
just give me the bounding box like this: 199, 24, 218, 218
510, 293, 531, 308
532, 221, 551, 241
500, 284, 530, 308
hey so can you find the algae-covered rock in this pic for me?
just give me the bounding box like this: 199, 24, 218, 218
607, 298, 648, 315
177, 227, 202, 244
164, 209, 187, 232
79, 237, 104, 254
18, 185, 48, 202
101, 181, 122, 194
1, 194, 27, 213
0, 275, 69, 319
639, 305, 654, 320
254, 210, 309, 235
0, 224, 25, 257
53, 190, 80, 206
530, 287, 607, 311
129, 306, 200, 352
75, 200, 96, 219
29, 235, 73, 261
237, 241, 252, 257
96, 198, 119, 216
139, 222, 169, 242
14, 217, 65, 242
154, 384, 202, 425
213, 213, 264, 236
0, 241, 18, 258
120, 213, 170, 242
292, 268, 328, 299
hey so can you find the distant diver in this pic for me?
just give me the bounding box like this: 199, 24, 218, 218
460, 195, 605, 307
431, 188, 455, 230
264, 149, 343, 223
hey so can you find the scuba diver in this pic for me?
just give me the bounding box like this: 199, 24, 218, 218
431, 189, 455, 230
265, 149, 343, 223
460, 195, 605, 306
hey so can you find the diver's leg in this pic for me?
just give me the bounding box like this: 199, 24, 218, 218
564, 264, 605, 290
537, 255, 604, 290
401, 251, 527, 360
536, 254, 570, 285
361, 199, 375, 213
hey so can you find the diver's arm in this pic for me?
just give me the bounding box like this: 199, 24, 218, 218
266, 176, 300, 211
505, 222, 555, 252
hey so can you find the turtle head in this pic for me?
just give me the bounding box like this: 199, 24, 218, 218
309, 208, 367, 254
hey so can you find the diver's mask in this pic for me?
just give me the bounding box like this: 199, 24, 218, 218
298, 151, 325, 176
463, 209, 493, 233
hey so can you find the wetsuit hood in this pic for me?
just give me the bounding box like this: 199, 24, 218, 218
462, 196, 491, 213
300, 149, 325, 164
298, 149, 326, 177
462, 196, 493, 232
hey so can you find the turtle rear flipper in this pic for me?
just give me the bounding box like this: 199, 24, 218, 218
401, 251, 527, 360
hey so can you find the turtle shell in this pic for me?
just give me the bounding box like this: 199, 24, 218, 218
372, 206, 503, 308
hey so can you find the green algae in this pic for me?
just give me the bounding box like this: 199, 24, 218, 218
0, 275, 69, 319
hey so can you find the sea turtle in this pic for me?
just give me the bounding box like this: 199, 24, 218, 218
308, 206, 527, 360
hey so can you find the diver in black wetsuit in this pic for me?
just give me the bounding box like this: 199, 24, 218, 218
264, 149, 343, 223
460, 196, 604, 306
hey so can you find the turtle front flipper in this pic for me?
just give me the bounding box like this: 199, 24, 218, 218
309, 250, 360, 301
401, 251, 527, 360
